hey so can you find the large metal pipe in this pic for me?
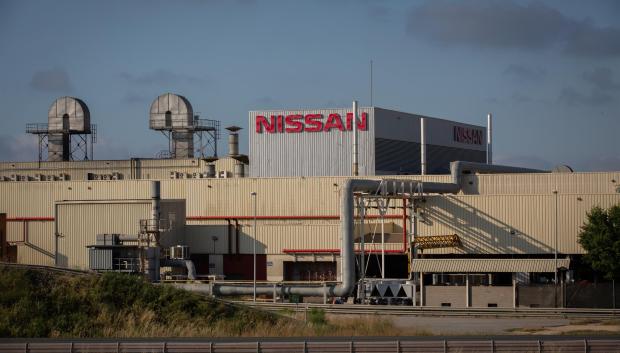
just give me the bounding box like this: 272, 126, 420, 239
174, 161, 545, 297
151, 181, 161, 223
352, 100, 359, 176
228, 132, 239, 157
420, 118, 427, 175
148, 181, 161, 282
487, 113, 493, 164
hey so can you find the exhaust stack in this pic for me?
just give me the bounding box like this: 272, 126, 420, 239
352, 100, 359, 176
487, 113, 492, 164
420, 117, 427, 175
226, 126, 241, 157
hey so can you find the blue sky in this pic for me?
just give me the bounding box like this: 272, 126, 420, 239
0, 0, 619, 171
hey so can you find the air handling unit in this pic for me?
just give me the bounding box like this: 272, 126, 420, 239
26, 96, 97, 162
149, 93, 221, 159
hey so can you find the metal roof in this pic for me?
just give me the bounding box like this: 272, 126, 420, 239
410, 258, 571, 273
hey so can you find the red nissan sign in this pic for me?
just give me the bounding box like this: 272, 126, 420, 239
255, 112, 368, 133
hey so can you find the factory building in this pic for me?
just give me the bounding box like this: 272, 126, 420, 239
1, 94, 619, 308
249, 107, 487, 177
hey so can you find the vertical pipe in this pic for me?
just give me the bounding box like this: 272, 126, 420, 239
54, 203, 59, 266
252, 192, 257, 302
151, 181, 161, 223
487, 113, 493, 164
420, 272, 424, 306
465, 274, 470, 308
420, 118, 427, 175
352, 100, 359, 176
359, 200, 365, 299
554, 191, 558, 285
370, 61, 373, 106
381, 207, 385, 279
402, 198, 407, 252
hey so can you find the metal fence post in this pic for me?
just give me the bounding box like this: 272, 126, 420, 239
209, 341, 213, 353
396, 340, 400, 353
257, 341, 260, 353
443, 339, 447, 353
584, 338, 587, 353
303, 340, 307, 353
491, 339, 495, 353
350, 341, 354, 353
537, 340, 542, 353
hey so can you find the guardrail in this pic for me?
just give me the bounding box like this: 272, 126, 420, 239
1, 338, 620, 353
237, 301, 620, 318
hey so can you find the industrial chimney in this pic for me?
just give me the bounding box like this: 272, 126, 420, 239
226, 126, 241, 157
226, 126, 245, 178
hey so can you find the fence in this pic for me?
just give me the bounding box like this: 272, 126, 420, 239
1, 338, 620, 353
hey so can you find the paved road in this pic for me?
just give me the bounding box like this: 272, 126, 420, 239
389, 315, 570, 335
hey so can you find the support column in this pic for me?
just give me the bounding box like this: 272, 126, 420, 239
512, 273, 517, 309
465, 274, 470, 308
420, 272, 424, 306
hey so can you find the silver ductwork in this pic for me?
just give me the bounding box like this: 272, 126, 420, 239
175, 161, 545, 298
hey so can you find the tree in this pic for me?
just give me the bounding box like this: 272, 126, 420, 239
578, 204, 620, 281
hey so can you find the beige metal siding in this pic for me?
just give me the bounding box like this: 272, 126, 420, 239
57, 202, 151, 269
1, 171, 619, 266
470, 172, 620, 195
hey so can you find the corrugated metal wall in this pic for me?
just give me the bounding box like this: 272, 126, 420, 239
56, 199, 185, 270
1, 172, 619, 267
57, 202, 151, 269
249, 108, 376, 177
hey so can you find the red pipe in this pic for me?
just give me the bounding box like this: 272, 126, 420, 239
7, 217, 54, 222
402, 198, 407, 251
282, 249, 405, 254
187, 214, 402, 221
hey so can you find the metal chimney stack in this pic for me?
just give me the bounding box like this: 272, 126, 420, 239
420, 117, 427, 175
226, 126, 245, 178
352, 100, 359, 176
226, 126, 241, 157
487, 113, 493, 164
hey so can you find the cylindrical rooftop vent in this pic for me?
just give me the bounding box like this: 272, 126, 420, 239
225, 126, 241, 157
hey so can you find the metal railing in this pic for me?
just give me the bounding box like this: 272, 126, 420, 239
149, 118, 219, 131
25, 123, 96, 135
238, 301, 620, 318
112, 257, 140, 272
1, 338, 619, 353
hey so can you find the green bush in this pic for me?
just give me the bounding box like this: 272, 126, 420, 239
308, 308, 326, 326
0, 266, 279, 338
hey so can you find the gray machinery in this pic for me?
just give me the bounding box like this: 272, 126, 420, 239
26, 96, 97, 162
149, 93, 221, 159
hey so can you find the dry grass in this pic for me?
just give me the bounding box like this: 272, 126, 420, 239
72, 310, 426, 338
